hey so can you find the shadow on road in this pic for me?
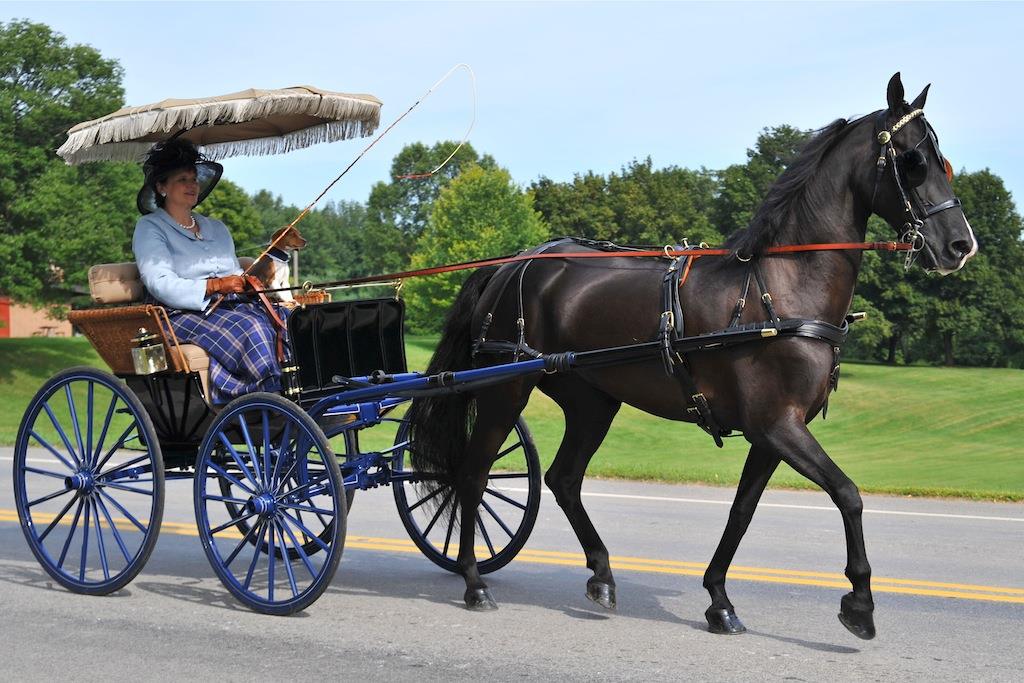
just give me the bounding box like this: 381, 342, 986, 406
0, 524, 859, 654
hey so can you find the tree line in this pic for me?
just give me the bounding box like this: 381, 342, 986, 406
2, 20, 1022, 366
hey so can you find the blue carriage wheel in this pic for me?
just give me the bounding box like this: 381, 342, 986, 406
392, 417, 541, 575
194, 392, 346, 615
13, 366, 165, 595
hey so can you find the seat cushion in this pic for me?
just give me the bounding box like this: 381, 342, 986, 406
88, 263, 143, 304
88, 257, 256, 305
177, 344, 211, 397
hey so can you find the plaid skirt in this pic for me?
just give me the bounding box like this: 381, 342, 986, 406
169, 301, 290, 405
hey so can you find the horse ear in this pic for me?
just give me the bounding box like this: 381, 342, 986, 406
886, 72, 905, 111
910, 84, 931, 109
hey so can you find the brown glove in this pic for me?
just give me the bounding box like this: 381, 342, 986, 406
205, 275, 248, 296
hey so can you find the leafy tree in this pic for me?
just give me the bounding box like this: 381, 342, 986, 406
202, 178, 263, 255
0, 20, 125, 304
363, 141, 495, 273
3, 161, 138, 302
532, 158, 719, 246
404, 165, 548, 331
713, 125, 810, 236
249, 191, 368, 283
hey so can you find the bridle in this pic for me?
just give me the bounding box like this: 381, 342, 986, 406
871, 108, 962, 269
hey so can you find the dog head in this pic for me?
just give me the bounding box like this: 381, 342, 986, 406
272, 226, 307, 251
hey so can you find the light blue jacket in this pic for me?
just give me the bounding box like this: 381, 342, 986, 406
132, 208, 241, 311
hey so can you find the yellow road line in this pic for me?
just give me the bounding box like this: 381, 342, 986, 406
3, 509, 1023, 604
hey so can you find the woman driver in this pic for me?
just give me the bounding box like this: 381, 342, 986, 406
132, 138, 287, 404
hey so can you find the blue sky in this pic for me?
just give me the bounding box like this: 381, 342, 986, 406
6, 2, 1023, 215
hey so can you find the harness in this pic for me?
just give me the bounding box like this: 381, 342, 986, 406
473, 238, 856, 447
871, 108, 962, 269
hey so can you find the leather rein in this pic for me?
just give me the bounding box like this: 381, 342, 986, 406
283, 240, 913, 293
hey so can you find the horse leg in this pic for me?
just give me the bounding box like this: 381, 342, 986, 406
703, 444, 780, 634
454, 381, 535, 611
761, 417, 876, 639
541, 379, 621, 609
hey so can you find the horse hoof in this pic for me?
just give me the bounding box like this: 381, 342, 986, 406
705, 607, 747, 634
464, 588, 498, 611
586, 581, 616, 610
838, 593, 876, 640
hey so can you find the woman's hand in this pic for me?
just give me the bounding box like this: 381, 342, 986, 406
205, 275, 248, 296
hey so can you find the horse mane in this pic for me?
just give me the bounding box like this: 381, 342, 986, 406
725, 117, 863, 257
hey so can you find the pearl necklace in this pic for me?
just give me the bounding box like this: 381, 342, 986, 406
175, 214, 201, 239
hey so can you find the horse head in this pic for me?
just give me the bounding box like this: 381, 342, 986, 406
869, 73, 977, 274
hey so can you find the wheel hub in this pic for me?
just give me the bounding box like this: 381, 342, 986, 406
65, 471, 95, 493
246, 493, 277, 517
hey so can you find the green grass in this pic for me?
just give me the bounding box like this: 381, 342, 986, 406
4, 337, 1023, 500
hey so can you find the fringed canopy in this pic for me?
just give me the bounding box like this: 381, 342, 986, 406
57, 86, 382, 165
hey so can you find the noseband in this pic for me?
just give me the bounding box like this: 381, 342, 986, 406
871, 108, 962, 269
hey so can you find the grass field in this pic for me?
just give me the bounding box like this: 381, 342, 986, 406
2, 337, 1022, 500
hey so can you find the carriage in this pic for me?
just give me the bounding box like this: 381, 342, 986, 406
13, 74, 973, 637
12, 85, 543, 615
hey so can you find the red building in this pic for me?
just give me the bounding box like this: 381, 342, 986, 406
0, 296, 72, 338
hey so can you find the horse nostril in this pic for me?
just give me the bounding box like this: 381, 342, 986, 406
949, 239, 971, 258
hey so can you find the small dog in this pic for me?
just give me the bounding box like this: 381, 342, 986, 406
249, 226, 307, 303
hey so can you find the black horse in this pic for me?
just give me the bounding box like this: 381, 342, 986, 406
407, 74, 977, 639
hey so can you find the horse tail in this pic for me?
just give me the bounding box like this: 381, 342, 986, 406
406, 265, 499, 485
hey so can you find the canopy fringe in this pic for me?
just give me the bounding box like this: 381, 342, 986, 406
57, 92, 381, 165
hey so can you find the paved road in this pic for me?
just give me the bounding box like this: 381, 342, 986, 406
1, 446, 1022, 681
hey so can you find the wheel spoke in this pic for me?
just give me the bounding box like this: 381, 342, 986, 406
485, 472, 530, 480
483, 486, 527, 510
241, 520, 268, 587
226, 517, 266, 569
277, 521, 299, 598
277, 502, 336, 517
277, 469, 330, 502
23, 465, 70, 480
92, 499, 110, 581
267, 522, 276, 602
442, 498, 457, 557
210, 510, 259, 535
480, 498, 515, 538
202, 494, 251, 505
92, 394, 119, 467
236, 415, 264, 486
65, 385, 88, 470
95, 495, 133, 563
218, 432, 261, 491
29, 430, 78, 472
79, 500, 92, 581
422, 490, 453, 537
96, 481, 152, 496
475, 513, 496, 558
279, 512, 331, 553
58, 499, 85, 569
38, 492, 80, 542
278, 516, 318, 579
96, 488, 147, 533
28, 487, 72, 508
97, 453, 153, 481
261, 410, 272, 489
207, 460, 256, 496
495, 440, 523, 460
94, 424, 139, 474
406, 485, 445, 513
269, 420, 292, 489
42, 402, 81, 468
86, 382, 95, 467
